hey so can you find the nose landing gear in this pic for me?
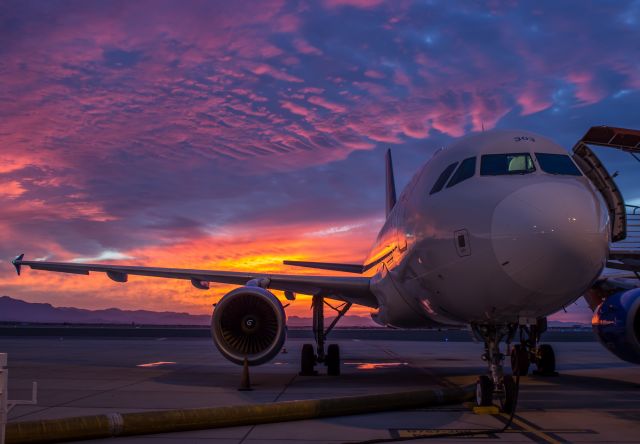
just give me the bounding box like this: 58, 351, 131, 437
474, 320, 558, 412
473, 324, 518, 413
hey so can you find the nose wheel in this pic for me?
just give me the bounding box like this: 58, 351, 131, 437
473, 324, 519, 413
476, 375, 494, 406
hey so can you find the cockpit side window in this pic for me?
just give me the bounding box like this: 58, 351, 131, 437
446, 156, 476, 188
535, 153, 582, 176
430, 162, 458, 195
480, 153, 535, 175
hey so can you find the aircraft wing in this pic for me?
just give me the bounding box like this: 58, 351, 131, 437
11, 255, 377, 308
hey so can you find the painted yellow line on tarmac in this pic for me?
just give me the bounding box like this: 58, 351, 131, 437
503, 413, 564, 444
473, 405, 499, 414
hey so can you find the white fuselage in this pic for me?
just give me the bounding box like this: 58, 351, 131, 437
367, 130, 610, 328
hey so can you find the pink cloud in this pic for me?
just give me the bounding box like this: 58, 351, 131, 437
566, 72, 608, 106
0, 181, 26, 199
307, 96, 347, 113
517, 85, 553, 115
280, 100, 314, 118
293, 38, 323, 55
251, 64, 304, 83
401, 120, 429, 139
324, 0, 385, 9
364, 70, 386, 79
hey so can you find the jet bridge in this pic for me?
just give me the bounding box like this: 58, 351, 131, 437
570, 126, 640, 272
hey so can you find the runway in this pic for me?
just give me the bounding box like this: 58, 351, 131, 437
1, 334, 638, 443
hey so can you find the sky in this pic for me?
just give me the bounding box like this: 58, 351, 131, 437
1, 0, 639, 322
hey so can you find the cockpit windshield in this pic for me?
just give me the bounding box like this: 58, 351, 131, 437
480, 153, 535, 175
535, 153, 582, 176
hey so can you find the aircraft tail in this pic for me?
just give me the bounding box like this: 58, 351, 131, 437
385, 149, 397, 217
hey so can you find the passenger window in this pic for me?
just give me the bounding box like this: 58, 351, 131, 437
480, 153, 535, 175
446, 157, 476, 188
430, 162, 458, 195
535, 153, 582, 176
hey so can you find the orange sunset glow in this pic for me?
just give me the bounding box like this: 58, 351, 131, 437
2, 220, 380, 316
2, 0, 640, 325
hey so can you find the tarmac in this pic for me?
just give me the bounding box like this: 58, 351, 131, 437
1, 332, 639, 443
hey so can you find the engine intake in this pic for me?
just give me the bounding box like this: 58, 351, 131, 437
592, 288, 640, 364
211, 286, 286, 366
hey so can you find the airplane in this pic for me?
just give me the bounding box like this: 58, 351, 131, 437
11, 125, 640, 413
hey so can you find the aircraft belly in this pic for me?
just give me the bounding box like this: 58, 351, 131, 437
370, 264, 450, 328
409, 230, 597, 323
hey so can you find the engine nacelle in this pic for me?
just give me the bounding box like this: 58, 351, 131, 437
592, 288, 640, 364
211, 286, 286, 366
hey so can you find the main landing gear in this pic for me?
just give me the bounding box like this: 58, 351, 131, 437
509, 319, 557, 377
299, 295, 352, 376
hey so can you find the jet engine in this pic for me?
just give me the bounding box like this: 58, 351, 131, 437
211, 286, 287, 366
592, 288, 640, 364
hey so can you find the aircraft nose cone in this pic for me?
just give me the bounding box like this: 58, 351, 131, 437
491, 181, 608, 297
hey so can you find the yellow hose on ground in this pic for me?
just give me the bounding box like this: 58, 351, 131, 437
6, 385, 474, 444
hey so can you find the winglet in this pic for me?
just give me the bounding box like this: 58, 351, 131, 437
12, 254, 24, 275
385, 149, 397, 217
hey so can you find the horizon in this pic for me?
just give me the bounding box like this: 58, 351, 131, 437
0, 295, 592, 327
1, 1, 640, 325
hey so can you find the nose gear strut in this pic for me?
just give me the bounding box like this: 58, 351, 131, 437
472, 324, 518, 413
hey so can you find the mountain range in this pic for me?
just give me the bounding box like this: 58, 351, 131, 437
0, 296, 380, 327
0, 296, 586, 327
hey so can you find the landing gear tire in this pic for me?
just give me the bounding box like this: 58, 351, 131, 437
510, 344, 530, 376
499, 375, 517, 413
535, 344, 556, 375
326, 344, 340, 376
476, 375, 494, 407
300, 343, 316, 376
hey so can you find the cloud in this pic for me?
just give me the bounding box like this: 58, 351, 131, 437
0, 181, 26, 199
1, 0, 639, 321
324, 0, 385, 9
71, 251, 134, 263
